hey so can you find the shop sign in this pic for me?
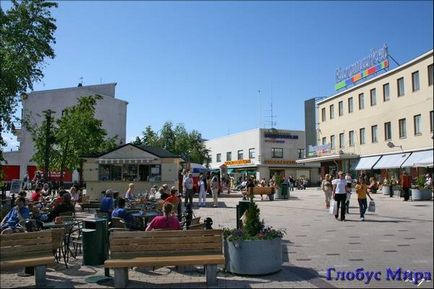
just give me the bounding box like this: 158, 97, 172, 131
335, 45, 389, 91
264, 132, 299, 140
264, 160, 297, 165
307, 144, 332, 157
224, 159, 251, 166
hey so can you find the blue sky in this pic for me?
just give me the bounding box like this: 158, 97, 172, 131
2, 1, 433, 150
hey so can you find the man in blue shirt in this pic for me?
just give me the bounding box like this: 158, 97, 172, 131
1, 197, 30, 234
111, 198, 135, 229
100, 189, 114, 218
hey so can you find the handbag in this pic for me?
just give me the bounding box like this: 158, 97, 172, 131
368, 200, 376, 212
329, 200, 338, 215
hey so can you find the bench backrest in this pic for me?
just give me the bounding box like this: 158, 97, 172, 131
249, 187, 274, 194
0, 230, 52, 261
110, 229, 223, 259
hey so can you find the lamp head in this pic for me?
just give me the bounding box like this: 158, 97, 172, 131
386, 141, 395, 148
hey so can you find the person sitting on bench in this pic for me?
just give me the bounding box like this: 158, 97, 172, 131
146, 203, 180, 231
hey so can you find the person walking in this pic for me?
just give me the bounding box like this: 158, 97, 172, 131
400, 171, 411, 201
321, 174, 333, 208
198, 174, 207, 207
355, 177, 373, 221
332, 171, 349, 221
345, 172, 353, 214
183, 172, 194, 206
211, 174, 219, 207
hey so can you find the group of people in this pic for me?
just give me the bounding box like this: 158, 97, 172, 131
99, 183, 181, 231
322, 171, 373, 222
0, 185, 77, 234
182, 171, 219, 208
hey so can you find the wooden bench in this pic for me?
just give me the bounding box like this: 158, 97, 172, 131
0, 230, 55, 287
246, 187, 275, 200
105, 229, 225, 288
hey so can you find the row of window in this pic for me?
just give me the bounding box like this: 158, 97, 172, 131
214, 147, 306, 162
321, 111, 434, 149
321, 64, 434, 122
216, 148, 256, 162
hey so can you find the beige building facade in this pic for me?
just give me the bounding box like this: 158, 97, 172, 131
299, 49, 433, 179
82, 144, 181, 200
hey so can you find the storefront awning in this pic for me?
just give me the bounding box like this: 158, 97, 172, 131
372, 153, 411, 169
354, 156, 382, 170
296, 153, 359, 164
98, 158, 157, 164
401, 150, 433, 168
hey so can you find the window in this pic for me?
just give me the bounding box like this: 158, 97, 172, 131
384, 121, 392, 141
249, 148, 255, 159
226, 152, 232, 161
383, 83, 390, 102
429, 64, 433, 86
414, 114, 422, 135
370, 88, 377, 106
430, 111, 433, 132
329, 104, 334, 119
399, 118, 406, 139
349, 130, 355, 147
272, 148, 283, 158
397, 77, 405, 97
412, 71, 420, 92
237, 150, 244, 160
321, 108, 326, 122
339, 133, 344, 149
322, 137, 326, 145
216, 153, 221, 162
358, 93, 364, 110
338, 101, 344, 116
298, 149, 304, 159
348, 97, 353, 113
360, 128, 366, 145
99, 164, 161, 182
371, 125, 378, 143
330, 135, 335, 149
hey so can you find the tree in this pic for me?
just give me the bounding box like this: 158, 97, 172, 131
0, 0, 57, 152
136, 122, 209, 164
27, 95, 117, 183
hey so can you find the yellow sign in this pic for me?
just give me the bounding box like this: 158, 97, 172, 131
224, 159, 251, 166
264, 160, 296, 165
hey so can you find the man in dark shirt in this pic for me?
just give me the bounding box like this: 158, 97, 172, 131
111, 198, 135, 229
47, 192, 75, 222
100, 189, 114, 218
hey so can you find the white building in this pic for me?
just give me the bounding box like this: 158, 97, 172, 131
205, 128, 320, 185
3, 83, 128, 181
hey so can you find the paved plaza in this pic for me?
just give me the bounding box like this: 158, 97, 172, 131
1, 188, 432, 288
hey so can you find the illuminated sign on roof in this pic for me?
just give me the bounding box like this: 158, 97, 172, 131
335, 45, 389, 91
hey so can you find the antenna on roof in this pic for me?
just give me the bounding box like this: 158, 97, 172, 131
78, 77, 83, 87
264, 87, 277, 129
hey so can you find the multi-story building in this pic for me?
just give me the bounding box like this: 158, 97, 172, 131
205, 128, 320, 184
3, 83, 128, 182
299, 49, 433, 180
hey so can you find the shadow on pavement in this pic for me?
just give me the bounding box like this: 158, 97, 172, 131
363, 219, 409, 223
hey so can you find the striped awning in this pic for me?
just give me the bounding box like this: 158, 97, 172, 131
98, 158, 158, 164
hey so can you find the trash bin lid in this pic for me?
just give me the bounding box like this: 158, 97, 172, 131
82, 228, 96, 233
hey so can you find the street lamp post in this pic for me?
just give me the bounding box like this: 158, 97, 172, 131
42, 109, 55, 182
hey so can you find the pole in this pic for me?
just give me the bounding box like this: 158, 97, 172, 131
42, 109, 55, 182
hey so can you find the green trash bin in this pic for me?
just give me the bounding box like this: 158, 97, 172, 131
236, 200, 250, 229
82, 219, 108, 266
280, 183, 289, 199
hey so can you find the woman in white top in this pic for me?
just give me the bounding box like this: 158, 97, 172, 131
198, 176, 207, 207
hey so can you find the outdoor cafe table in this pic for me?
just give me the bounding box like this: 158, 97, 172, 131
127, 210, 161, 229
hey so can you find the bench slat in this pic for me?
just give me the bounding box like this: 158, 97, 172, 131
1, 244, 52, 260
0, 256, 54, 269
1, 237, 52, 247
111, 229, 222, 238
105, 255, 225, 268
0, 230, 51, 240
111, 242, 221, 253
111, 248, 222, 259
110, 235, 222, 246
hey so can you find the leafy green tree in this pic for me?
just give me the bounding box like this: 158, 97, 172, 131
136, 122, 208, 164
27, 95, 117, 182
0, 0, 57, 153
244, 197, 263, 237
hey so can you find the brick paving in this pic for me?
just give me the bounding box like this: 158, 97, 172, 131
1, 188, 432, 288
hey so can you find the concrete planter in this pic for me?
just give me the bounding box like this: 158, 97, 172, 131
411, 188, 432, 201
225, 238, 282, 275
382, 185, 391, 195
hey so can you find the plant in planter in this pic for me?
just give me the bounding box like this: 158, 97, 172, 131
411, 175, 432, 201
223, 197, 285, 275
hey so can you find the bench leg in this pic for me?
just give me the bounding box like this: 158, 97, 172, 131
114, 268, 128, 288
205, 264, 217, 286
34, 265, 47, 287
